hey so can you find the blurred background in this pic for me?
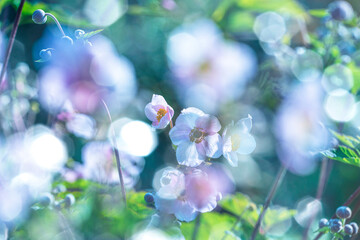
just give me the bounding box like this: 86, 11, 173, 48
1, 0, 360, 238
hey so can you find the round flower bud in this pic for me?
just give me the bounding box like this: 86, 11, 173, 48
350, 222, 359, 235
53, 184, 67, 194
61, 36, 74, 46
336, 206, 352, 219
39, 49, 52, 61
319, 218, 329, 228
328, 1, 354, 21
75, 29, 85, 39
330, 223, 342, 233
53, 201, 62, 210
144, 193, 154, 203
39, 193, 54, 207
344, 224, 354, 235
32, 9, 47, 24
64, 194, 76, 208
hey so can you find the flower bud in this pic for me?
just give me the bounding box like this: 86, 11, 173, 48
75, 29, 85, 39
53, 201, 62, 210
61, 36, 74, 46
64, 194, 76, 208
39, 49, 52, 61
330, 224, 342, 233
350, 222, 359, 235
344, 224, 354, 235
319, 218, 329, 228
32, 9, 47, 24
144, 193, 154, 203
336, 206, 352, 219
39, 193, 54, 207
328, 1, 354, 21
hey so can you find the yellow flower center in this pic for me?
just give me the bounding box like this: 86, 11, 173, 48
156, 108, 168, 122
231, 133, 241, 151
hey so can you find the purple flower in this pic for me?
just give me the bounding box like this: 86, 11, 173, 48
145, 94, 174, 129
222, 115, 256, 167
154, 166, 227, 222
169, 107, 222, 167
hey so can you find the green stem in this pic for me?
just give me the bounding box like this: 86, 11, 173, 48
250, 165, 287, 240
0, 0, 26, 90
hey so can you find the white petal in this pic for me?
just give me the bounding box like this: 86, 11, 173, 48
200, 134, 222, 158
224, 151, 239, 167
176, 141, 204, 167
195, 115, 221, 133
236, 115, 253, 133
151, 94, 167, 106
169, 126, 191, 145
175, 107, 204, 129
236, 134, 256, 155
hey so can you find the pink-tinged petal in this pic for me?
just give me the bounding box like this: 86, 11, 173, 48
155, 112, 171, 129
151, 94, 168, 106
144, 103, 158, 121
174, 200, 198, 222
195, 115, 221, 133
169, 125, 191, 145
223, 151, 239, 167
236, 133, 256, 155
235, 114, 253, 133
167, 105, 174, 118
175, 107, 204, 129
176, 141, 205, 167
198, 134, 222, 158
195, 195, 217, 213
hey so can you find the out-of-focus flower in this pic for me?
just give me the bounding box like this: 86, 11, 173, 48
167, 19, 256, 113
38, 35, 136, 114
0, 125, 68, 222
169, 108, 222, 167
145, 94, 174, 129
275, 83, 330, 175
222, 115, 256, 167
80, 141, 144, 188
153, 165, 233, 222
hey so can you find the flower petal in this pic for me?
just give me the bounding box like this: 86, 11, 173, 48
144, 103, 158, 122
169, 125, 191, 145
235, 114, 252, 133
223, 151, 239, 167
198, 134, 222, 158
176, 141, 205, 167
175, 107, 204, 129
155, 112, 171, 129
174, 200, 198, 222
195, 115, 221, 134
151, 94, 168, 106
236, 133, 256, 155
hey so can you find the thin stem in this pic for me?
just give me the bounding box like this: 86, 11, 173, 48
0, 0, 26, 90
302, 158, 329, 240
101, 99, 127, 206
45, 13, 66, 36
192, 214, 201, 240
314, 185, 360, 240
250, 165, 287, 240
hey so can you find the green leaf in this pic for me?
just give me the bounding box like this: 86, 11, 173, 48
81, 29, 104, 39
262, 207, 296, 234
180, 212, 238, 240
219, 193, 254, 217
308, 9, 328, 18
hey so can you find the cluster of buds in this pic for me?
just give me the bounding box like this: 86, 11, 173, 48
318, 206, 359, 239
32, 9, 99, 62
38, 185, 76, 210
